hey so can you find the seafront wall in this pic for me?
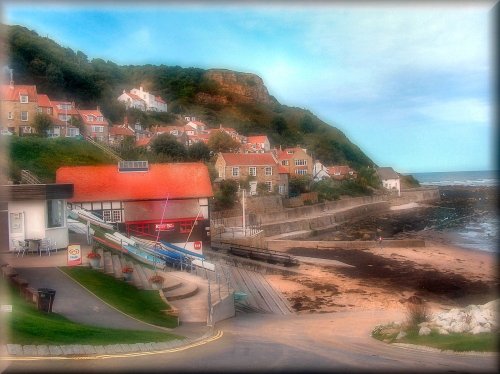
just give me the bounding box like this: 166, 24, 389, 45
267, 239, 426, 252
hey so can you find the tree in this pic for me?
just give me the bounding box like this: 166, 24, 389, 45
357, 166, 381, 189
214, 179, 239, 210
289, 175, 312, 197
151, 133, 187, 161
33, 113, 53, 137
271, 115, 287, 135
299, 114, 315, 134
188, 141, 211, 162
69, 116, 85, 135
207, 130, 240, 153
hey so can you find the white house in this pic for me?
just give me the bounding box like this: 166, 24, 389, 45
129, 87, 168, 112
117, 90, 147, 111
0, 183, 74, 252
312, 161, 331, 181
376, 167, 401, 196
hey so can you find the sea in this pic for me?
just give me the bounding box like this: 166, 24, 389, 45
409, 170, 498, 253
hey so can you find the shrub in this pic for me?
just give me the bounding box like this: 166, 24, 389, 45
405, 296, 431, 328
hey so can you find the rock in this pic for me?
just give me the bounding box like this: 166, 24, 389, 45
419, 326, 431, 336
437, 328, 449, 335
396, 331, 407, 340
471, 325, 491, 334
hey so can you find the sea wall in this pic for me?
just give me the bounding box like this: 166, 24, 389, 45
391, 187, 440, 205
267, 239, 426, 252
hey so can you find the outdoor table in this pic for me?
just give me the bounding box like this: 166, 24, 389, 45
25, 239, 42, 255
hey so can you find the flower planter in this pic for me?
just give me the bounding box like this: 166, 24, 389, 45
151, 281, 163, 290
89, 257, 101, 269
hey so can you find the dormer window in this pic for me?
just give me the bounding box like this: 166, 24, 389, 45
87, 116, 94, 122
97, 116, 103, 122
20, 95, 28, 103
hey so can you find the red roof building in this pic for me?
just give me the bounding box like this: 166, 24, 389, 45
1, 84, 39, 135
56, 162, 213, 245
327, 165, 357, 180
77, 108, 109, 142
215, 153, 288, 195
274, 147, 313, 176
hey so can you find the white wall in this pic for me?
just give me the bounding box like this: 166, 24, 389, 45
382, 178, 401, 196
8, 200, 69, 251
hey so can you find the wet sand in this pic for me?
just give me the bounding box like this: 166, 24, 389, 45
265, 186, 498, 314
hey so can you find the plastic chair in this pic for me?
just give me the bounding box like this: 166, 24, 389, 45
12, 240, 27, 257
40, 239, 51, 256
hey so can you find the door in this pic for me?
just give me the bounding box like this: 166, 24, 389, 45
249, 181, 257, 196
9, 211, 25, 249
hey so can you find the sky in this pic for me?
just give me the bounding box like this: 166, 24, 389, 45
2, 1, 497, 173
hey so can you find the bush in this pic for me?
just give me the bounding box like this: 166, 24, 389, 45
405, 296, 431, 328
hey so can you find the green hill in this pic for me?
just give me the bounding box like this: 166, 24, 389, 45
8, 137, 115, 182
4, 24, 375, 170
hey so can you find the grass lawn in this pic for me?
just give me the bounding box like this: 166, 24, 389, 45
60, 266, 178, 328
2, 281, 181, 345
373, 325, 498, 352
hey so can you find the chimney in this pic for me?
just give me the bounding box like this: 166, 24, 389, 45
97, 106, 100, 112
123, 89, 126, 94
140, 86, 143, 92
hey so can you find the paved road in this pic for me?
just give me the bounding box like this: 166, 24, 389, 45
5, 311, 497, 373
14, 267, 166, 332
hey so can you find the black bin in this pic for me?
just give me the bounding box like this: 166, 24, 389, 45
37, 288, 56, 312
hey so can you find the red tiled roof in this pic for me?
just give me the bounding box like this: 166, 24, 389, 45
109, 126, 134, 136
278, 166, 288, 174
220, 153, 277, 166
37, 94, 52, 107
327, 165, 352, 175
136, 137, 153, 147
247, 135, 268, 144
51, 101, 80, 116
0, 85, 38, 101
276, 147, 307, 160
125, 92, 144, 101
56, 163, 213, 202
155, 96, 166, 103
78, 109, 108, 125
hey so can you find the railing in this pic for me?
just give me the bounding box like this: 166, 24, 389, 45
20, 170, 41, 184
84, 136, 123, 162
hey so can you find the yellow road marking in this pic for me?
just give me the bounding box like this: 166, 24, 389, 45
0, 330, 223, 361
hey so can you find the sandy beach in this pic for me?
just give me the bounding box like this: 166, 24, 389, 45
265, 186, 499, 316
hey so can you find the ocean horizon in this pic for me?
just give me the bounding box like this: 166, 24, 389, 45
404, 170, 498, 253
408, 170, 498, 187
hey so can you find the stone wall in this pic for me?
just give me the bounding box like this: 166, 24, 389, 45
267, 238, 426, 251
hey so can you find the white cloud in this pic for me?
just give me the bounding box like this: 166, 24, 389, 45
416, 98, 491, 125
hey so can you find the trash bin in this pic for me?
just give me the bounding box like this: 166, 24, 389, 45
37, 288, 56, 313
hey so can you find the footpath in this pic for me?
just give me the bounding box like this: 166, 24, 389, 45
0, 245, 217, 359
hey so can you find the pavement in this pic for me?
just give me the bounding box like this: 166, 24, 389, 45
0, 244, 216, 358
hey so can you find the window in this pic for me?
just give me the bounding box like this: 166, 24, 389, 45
92, 125, 104, 133
218, 168, 224, 178
295, 169, 307, 175
279, 185, 285, 194
248, 167, 257, 176
67, 127, 80, 137
112, 210, 122, 222
58, 114, 71, 121
22, 126, 32, 134
295, 159, 307, 166
265, 181, 272, 192
20, 95, 28, 103
232, 167, 239, 177
47, 199, 64, 228
46, 126, 60, 138
21, 111, 28, 121
8, 112, 13, 120
287, 150, 294, 154
265, 167, 273, 176
87, 115, 94, 122
97, 116, 103, 121
281, 160, 289, 166
180, 221, 193, 234
102, 210, 112, 222
37, 108, 42, 113
47, 108, 52, 115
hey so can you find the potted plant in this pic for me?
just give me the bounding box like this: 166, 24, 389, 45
122, 265, 134, 281
149, 274, 165, 290
87, 250, 101, 269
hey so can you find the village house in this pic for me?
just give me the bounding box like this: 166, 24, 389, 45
116, 90, 147, 111
327, 165, 357, 181
312, 161, 330, 181
56, 161, 213, 247
241, 135, 271, 153
47, 100, 82, 138
78, 107, 110, 142
108, 120, 135, 146
0, 83, 38, 135
376, 167, 401, 196
128, 86, 168, 112
0, 183, 74, 252
274, 147, 313, 176
215, 152, 288, 196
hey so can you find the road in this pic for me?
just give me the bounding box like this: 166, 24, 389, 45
4, 311, 497, 373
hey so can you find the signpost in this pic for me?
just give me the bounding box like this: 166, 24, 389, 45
67, 244, 82, 266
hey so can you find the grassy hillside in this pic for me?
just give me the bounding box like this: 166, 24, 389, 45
8, 137, 115, 183
5, 24, 375, 170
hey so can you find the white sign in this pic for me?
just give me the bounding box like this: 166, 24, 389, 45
67, 244, 82, 266
1, 305, 12, 313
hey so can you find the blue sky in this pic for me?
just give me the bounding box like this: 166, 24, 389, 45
3, 2, 496, 173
